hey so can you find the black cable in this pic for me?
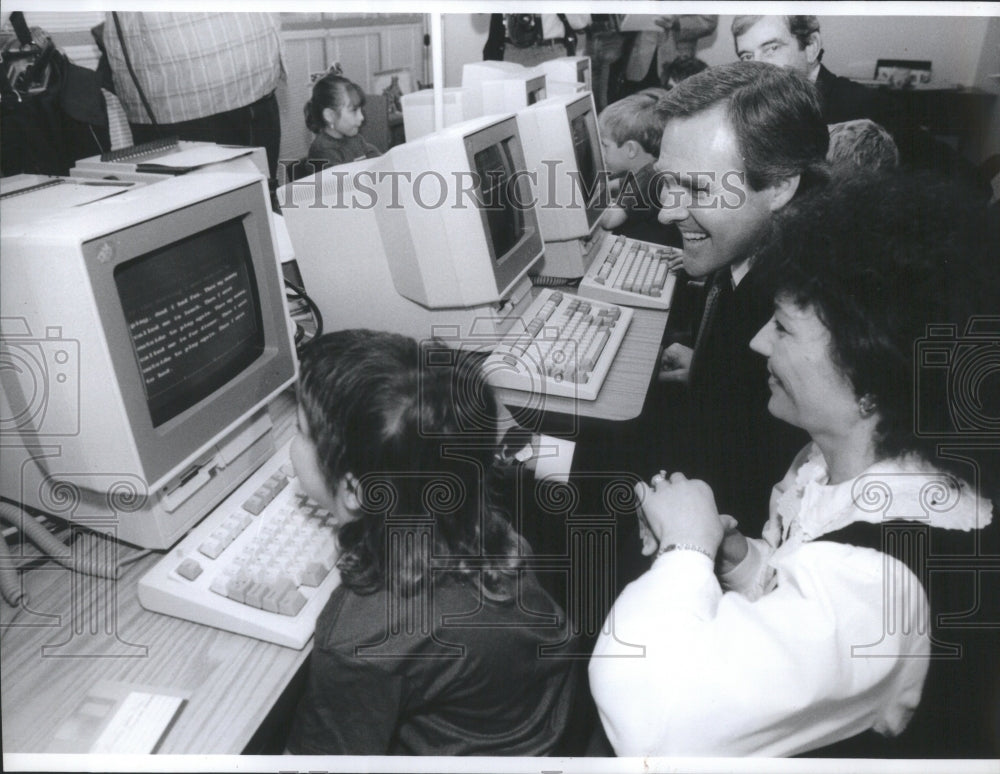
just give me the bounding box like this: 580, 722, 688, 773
283, 277, 324, 344
111, 12, 158, 125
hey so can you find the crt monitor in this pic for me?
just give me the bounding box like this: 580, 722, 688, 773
515, 91, 607, 244
0, 173, 297, 549
461, 60, 547, 120
461, 60, 530, 88
279, 114, 544, 341
532, 56, 592, 91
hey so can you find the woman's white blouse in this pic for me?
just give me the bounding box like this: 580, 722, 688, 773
588, 444, 992, 757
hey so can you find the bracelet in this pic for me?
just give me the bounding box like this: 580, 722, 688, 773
656, 543, 715, 561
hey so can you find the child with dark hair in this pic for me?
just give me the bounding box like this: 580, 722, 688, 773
304, 73, 381, 167
660, 55, 708, 89
285, 329, 580, 755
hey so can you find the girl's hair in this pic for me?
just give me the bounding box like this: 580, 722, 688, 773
297, 329, 525, 599
303, 74, 365, 134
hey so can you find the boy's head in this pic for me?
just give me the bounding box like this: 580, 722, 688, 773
598, 88, 670, 177
826, 119, 899, 172
292, 329, 497, 523
661, 56, 709, 90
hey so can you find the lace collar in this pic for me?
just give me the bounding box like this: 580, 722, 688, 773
771, 443, 993, 545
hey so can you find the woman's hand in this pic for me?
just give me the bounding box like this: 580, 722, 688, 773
716, 513, 749, 575
634, 471, 724, 559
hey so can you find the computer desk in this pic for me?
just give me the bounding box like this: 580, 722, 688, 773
0, 392, 304, 756
0, 303, 668, 756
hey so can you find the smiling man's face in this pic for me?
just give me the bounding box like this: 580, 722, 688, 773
655, 103, 785, 279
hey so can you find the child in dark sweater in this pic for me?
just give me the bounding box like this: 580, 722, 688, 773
285, 330, 581, 755
304, 74, 381, 167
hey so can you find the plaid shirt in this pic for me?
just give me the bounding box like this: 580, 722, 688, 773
103, 12, 283, 124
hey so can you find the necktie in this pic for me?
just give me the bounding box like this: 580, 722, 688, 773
689, 270, 732, 386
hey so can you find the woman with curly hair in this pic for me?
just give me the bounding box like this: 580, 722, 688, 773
591, 170, 999, 757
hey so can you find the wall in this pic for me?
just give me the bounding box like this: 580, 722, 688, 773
699, 14, 992, 87
973, 15, 1000, 161
439, 12, 998, 162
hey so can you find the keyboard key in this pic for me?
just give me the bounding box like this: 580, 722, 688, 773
242, 494, 268, 516
278, 588, 307, 616
175, 558, 203, 581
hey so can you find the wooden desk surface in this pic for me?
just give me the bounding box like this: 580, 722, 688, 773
1, 394, 303, 755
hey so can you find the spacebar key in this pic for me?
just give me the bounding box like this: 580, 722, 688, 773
581, 328, 611, 372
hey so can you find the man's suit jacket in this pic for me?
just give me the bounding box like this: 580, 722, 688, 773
686, 262, 807, 536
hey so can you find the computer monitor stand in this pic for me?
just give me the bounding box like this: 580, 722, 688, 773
533, 232, 604, 280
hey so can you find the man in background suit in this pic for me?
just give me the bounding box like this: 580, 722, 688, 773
731, 14, 985, 196
731, 15, 879, 125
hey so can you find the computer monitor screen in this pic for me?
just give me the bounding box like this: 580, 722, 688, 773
515, 92, 607, 243
570, 111, 600, 199
114, 217, 264, 427
474, 140, 527, 267
0, 173, 296, 548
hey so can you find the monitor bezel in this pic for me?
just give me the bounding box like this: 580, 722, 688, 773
564, 92, 606, 235
462, 116, 543, 296
81, 182, 294, 487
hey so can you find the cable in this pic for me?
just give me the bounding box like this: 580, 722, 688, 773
0, 501, 123, 607
284, 277, 324, 346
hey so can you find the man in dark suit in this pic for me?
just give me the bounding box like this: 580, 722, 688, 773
654, 61, 828, 535
731, 15, 881, 125
731, 15, 985, 196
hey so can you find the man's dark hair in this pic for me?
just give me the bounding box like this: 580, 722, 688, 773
655, 60, 830, 194
661, 56, 709, 86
